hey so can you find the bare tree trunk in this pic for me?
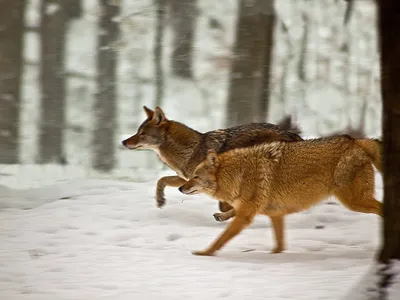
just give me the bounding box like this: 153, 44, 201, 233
296, 12, 309, 120
92, 0, 120, 172
378, 0, 400, 266
39, 0, 67, 164
226, 0, 275, 127
154, 0, 165, 107
67, 0, 82, 20
258, 0, 276, 122
344, 0, 400, 298
0, 0, 25, 164
169, 0, 197, 79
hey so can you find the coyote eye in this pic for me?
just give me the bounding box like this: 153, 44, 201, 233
193, 176, 199, 179
140, 131, 146, 136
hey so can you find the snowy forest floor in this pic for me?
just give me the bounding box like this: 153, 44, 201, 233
0, 165, 382, 300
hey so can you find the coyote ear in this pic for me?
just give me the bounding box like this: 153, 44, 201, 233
153, 106, 166, 124
143, 106, 154, 119
206, 149, 219, 166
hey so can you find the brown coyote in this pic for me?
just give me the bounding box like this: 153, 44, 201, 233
179, 135, 382, 256
122, 106, 303, 220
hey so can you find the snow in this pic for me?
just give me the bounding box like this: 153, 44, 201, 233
0, 165, 384, 299
45, 3, 60, 16
388, 261, 400, 300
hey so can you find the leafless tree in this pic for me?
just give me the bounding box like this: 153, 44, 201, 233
226, 0, 276, 127
258, 0, 276, 123
154, 0, 165, 107
92, 0, 121, 172
0, 0, 25, 164
169, 0, 197, 79
38, 0, 68, 163
344, 0, 400, 298
67, 0, 82, 20
377, 0, 400, 273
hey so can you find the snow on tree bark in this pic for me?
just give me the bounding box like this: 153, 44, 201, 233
38, 0, 67, 164
0, 0, 25, 164
92, 0, 120, 172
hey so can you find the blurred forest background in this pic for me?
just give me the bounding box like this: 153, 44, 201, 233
0, 0, 380, 185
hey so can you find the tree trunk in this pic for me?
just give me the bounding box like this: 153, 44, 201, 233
39, 0, 67, 164
258, 1, 276, 123
226, 0, 275, 127
378, 0, 400, 266
92, 0, 120, 172
344, 1, 400, 298
0, 0, 25, 164
169, 0, 197, 79
67, 0, 82, 20
154, 0, 165, 107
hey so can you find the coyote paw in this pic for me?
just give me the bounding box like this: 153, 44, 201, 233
213, 213, 226, 222
270, 247, 284, 254
156, 195, 166, 208
191, 249, 215, 256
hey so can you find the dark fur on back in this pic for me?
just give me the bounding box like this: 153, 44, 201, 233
202, 123, 303, 156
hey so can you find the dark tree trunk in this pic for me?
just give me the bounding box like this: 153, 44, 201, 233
67, 0, 82, 20
378, 0, 400, 265
344, 1, 400, 299
39, 0, 67, 164
154, 0, 165, 107
169, 0, 197, 79
226, 0, 275, 127
0, 0, 25, 164
92, 0, 120, 172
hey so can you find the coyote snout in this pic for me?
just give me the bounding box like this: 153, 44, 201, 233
178, 185, 197, 195
121, 135, 141, 150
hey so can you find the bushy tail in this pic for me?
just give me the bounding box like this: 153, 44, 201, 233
355, 139, 382, 173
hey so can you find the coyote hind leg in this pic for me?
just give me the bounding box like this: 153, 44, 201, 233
334, 163, 382, 217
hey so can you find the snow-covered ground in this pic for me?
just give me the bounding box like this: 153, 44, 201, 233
3, 1, 386, 299
0, 165, 383, 300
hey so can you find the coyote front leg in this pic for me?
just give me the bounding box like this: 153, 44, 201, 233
156, 176, 187, 207
213, 208, 236, 222
193, 208, 256, 256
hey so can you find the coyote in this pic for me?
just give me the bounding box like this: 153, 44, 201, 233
122, 106, 302, 220
179, 135, 382, 256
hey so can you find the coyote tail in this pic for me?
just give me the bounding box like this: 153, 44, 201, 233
355, 139, 382, 173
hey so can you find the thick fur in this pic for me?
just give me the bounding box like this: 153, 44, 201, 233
122, 106, 303, 220
179, 135, 382, 256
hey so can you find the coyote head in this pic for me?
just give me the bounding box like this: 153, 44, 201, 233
122, 106, 168, 150
179, 149, 219, 196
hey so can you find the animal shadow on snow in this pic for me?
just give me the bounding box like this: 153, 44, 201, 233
159, 203, 272, 229
218, 248, 374, 265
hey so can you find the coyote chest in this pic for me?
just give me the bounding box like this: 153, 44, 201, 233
155, 149, 190, 180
